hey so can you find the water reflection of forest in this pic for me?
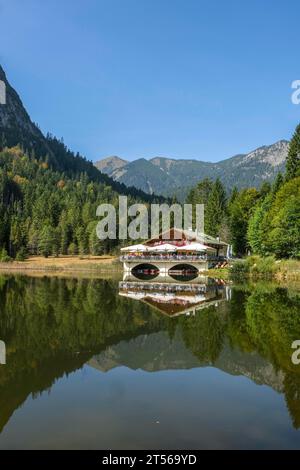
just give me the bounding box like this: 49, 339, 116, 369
0, 275, 299, 432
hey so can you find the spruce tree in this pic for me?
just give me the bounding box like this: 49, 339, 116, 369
205, 178, 227, 237
186, 178, 213, 206
38, 226, 57, 257
229, 188, 260, 255
272, 172, 284, 193
286, 124, 300, 180
247, 193, 273, 255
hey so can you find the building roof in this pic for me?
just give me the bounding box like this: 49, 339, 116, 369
145, 227, 228, 247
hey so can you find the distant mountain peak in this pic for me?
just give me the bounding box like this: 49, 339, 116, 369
240, 140, 289, 168
0, 65, 44, 142
95, 139, 289, 199
95, 155, 127, 175
0, 65, 6, 81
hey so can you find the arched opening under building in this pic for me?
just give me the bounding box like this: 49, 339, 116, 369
131, 263, 159, 280
168, 264, 198, 281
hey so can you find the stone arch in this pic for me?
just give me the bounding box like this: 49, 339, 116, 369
131, 263, 159, 280
168, 263, 199, 275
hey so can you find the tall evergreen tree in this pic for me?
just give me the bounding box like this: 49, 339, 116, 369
38, 225, 57, 257
186, 178, 214, 231
247, 193, 273, 255
205, 179, 227, 237
186, 178, 213, 206
272, 172, 284, 193
286, 124, 300, 180
229, 188, 260, 255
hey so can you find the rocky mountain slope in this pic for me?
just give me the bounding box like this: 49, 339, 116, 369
0, 65, 51, 158
0, 65, 160, 202
96, 155, 127, 174
95, 140, 289, 198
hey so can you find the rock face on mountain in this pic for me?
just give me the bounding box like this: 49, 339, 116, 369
96, 155, 127, 175
0, 65, 162, 202
95, 140, 289, 198
0, 65, 51, 157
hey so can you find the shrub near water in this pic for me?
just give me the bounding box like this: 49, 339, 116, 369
15, 247, 28, 261
230, 256, 276, 278
0, 248, 12, 262
230, 260, 250, 277
230, 256, 300, 279
231, 256, 277, 277
249, 256, 276, 276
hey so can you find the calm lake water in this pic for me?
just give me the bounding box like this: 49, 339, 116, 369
0, 273, 299, 449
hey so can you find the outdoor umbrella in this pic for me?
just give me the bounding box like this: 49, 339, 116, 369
120, 244, 149, 252
148, 243, 177, 252
177, 243, 213, 252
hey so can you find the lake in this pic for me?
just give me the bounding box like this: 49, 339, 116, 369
0, 273, 299, 449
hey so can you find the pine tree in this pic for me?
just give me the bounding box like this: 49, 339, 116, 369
272, 172, 284, 193
38, 225, 57, 257
259, 182, 271, 198
205, 179, 227, 237
229, 186, 239, 205
76, 226, 89, 255
247, 193, 273, 255
286, 124, 300, 180
88, 221, 103, 255
229, 188, 260, 255
186, 178, 213, 205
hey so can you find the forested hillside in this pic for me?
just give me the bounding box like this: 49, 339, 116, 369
0, 65, 165, 259
186, 124, 300, 258
0, 146, 136, 258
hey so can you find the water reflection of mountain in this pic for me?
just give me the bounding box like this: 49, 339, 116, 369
89, 332, 284, 392
0, 275, 299, 432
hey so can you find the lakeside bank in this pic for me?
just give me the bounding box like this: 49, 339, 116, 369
229, 256, 300, 282
0, 255, 122, 274
202, 257, 300, 282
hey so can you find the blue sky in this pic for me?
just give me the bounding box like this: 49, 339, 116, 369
1, 0, 300, 162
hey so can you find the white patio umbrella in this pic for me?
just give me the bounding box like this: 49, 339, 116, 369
147, 243, 177, 252
177, 242, 213, 252
120, 244, 149, 252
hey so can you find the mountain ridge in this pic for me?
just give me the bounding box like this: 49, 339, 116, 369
0, 65, 163, 202
95, 139, 289, 198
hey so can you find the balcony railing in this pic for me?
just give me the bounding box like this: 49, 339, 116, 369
120, 254, 209, 262
119, 281, 207, 293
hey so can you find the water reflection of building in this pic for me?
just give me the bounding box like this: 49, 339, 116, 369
120, 228, 229, 275
119, 273, 228, 317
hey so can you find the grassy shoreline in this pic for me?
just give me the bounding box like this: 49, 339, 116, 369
0, 255, 122, 274
229, 256, 300, 282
